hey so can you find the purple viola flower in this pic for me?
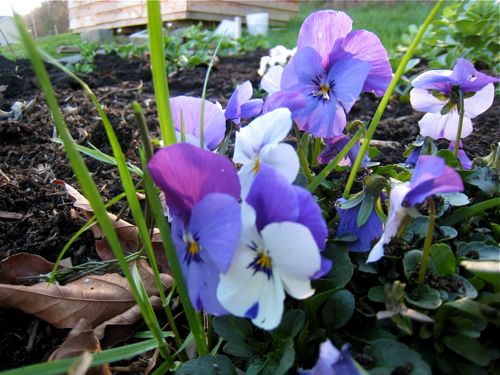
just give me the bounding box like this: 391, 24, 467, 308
318, 134, 370, 167
410, 58, 499, 141
170, 96, 226, 150
336, 197, 383, 253
448, 142, 473, 170
225, 81, 263, 124
217, 165, 329, 329
298, 340, 360, 375
367, 155, 463, 263
148, 143, 241, 315
265, 10, 392, 138
405, 146, 422, 167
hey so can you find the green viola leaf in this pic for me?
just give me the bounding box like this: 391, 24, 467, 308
438, 226, 458, 241
405, 285, 442, 309
325, 246, 354, 288
273, 309, 305, 340
430, 243, 456, 276
402, 217, 429, 242
442, 334, 491, 367
177, 354, 236, 375
322, 289, 355, 331
368, 286, 386, 303
403, 250, 436, 280
374, 164, 412, 182
462, 167, 498, 196
261, 338, 295, 375
213, 315, 257, 358
460, 260, 500, 291
457, 241, 500, 260
439, 192, 470, 207
436, 149, 460, 168
448, 316, 487, 339
445, 275, 478, 300
364, 339, 431, 375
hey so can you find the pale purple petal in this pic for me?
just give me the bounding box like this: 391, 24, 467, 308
418, 111, 472, 141
297, 10, 353, 68
410, 88, 446, 113
405, 146, 422, 167
450, 58, 499, 92
340, 30, 392, 96
281, 47, 324, 91
336, 198, 383, 253
298, 340, 360, 375
170, 96, 226, 150
404, 155, 464, 206
262, 91, 307, 114
246, 164, 299, 231
442, 111, 473, 141
148, 143, 240, 222
225, 81, 253, 121
330, 59, 371, 113
294, 95, 344, 138
293, 186, 327, 250
319, 135, 369, 167
463, 83, 495, 118
189, 193, 241, 273
411, 69, 453, 94
448, 142, 473, 170
240, 99, 263, 119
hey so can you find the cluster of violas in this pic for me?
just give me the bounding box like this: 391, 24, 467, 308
147, 10, 498, 373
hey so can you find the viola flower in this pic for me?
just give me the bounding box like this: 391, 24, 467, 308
298, 340, 360, 375
265, 10, 392, 138
335, 197, 383, 253
317, 134, 369, 167
217, 166, 328, 330
233, 108, 299, 197
170, 96, 226, 150
225, 81, 263, 125
367, 155, 463, 263
148, 143, 241, 315
410, 58, 499, 141
448, 142, 473, 170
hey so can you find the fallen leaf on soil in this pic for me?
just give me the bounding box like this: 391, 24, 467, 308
49, 318, 111, 375
0, 260, 172, 329
0, 253, 60, 285
56, 180, 171, 272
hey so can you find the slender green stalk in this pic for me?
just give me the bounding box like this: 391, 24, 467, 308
294, 124, 313, 183
418, 198, 436, 286
200, 36, 225, 149
13, 13, 171, 361
147, 0, 176, 145
307, 123, 368, 193
143, 167, 208, 355
453, 90, 465, 158
343, 0, 445, 197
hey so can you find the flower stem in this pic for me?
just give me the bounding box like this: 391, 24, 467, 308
294, 124, 314, 183
343, 0, 445, 197
453, 90, 465, 159
418, 198, 436, 286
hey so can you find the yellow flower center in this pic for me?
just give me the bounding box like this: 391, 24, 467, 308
188, 241, 200, 256
256, 252, 272, 270
313, 84, 330, 100
252, 156, 261, 174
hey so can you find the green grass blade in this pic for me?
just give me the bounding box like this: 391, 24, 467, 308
440, 198, 500, 227
1, 339, 158, 375
147, 0, 176, 145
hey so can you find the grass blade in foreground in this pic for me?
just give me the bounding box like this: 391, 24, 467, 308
343, 0, 445, 197
13, 13, 172, 364
147, 0, 176, 145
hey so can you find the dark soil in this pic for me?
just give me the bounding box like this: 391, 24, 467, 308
0, 50, 498, 371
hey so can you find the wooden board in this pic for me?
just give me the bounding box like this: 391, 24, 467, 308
68, 0, 299, 32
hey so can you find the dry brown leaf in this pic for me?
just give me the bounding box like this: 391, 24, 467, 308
0, 253, 60, 285
49, 319, 111, 375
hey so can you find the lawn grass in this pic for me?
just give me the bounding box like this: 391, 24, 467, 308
267, 1, 435, 54
0, 32, 80, 60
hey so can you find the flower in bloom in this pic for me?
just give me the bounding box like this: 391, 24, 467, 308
233, 108, 299, 197
217, 165, 328, 329
265, 10, 392, 138
335, 197, 383, 253
170, 96, 226, 150
367, 155, 463, 263
410, 58, 499, 141
317, 134, 369, 167
448, 142, 472, 170
258, 45, 296, 76
298, 340, 360, 375
148, 143, 241, 315
224, 81, 263, 125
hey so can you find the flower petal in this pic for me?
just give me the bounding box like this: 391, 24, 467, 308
464, 83, 495, 118
293, 186, 328, 250
450, 58, 499, 92
225, 81, 253, 121
417, 111, 472, 141
238, 163, 258, 199
240, 99, 263, 119
442, 111, 473, 141
340, 30, 392, 96
148, 143, 240, 221
189, 193, 241, 273
410, 88, 446, 113
262, 90, 307, 114
246, 164, 299, 231
330, 59, 371, 113
411, 69, 453, 94
261, 65, 284, 94
297, 10, 353, 67
260, 143, 299, 184
281, 47, 324, 91
294, 95, 345, 138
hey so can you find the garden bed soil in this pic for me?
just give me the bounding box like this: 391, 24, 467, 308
0, 51, 498, 371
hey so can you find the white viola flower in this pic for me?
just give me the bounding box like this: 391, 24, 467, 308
217, 167, 326, 330
233, 107, 299, 197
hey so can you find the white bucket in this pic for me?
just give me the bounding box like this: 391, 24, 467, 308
246, 13, 269, 36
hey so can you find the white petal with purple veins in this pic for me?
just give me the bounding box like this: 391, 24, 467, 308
410, 88, 446, 113
464, 83, 495, 118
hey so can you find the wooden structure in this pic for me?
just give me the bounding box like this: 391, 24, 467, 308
68, 1, 300, 33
